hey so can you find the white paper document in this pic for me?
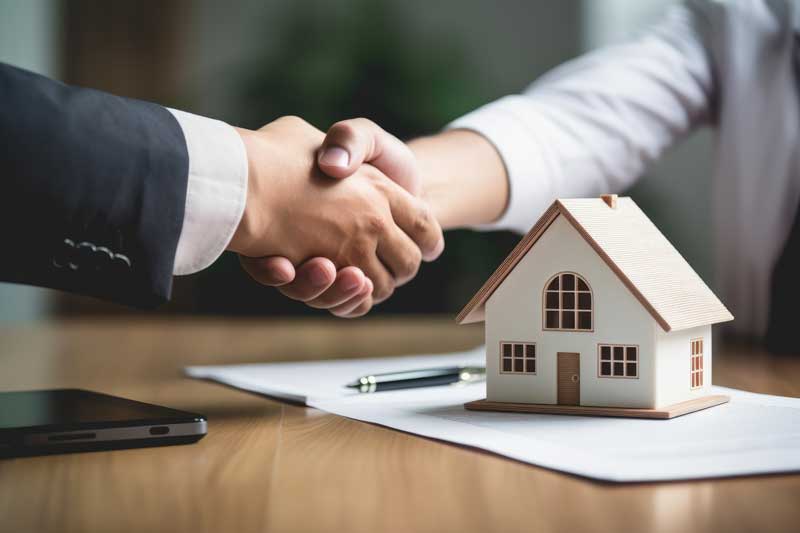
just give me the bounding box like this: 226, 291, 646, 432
186, 348, 800, 482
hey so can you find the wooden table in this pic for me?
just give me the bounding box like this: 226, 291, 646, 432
1, 318, 798, 533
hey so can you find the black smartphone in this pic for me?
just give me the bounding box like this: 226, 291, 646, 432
0, 388, 207, 457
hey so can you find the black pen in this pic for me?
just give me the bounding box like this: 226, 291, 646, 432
346, 366, 486, 393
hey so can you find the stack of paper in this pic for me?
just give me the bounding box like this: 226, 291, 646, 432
186, 347, 800, 482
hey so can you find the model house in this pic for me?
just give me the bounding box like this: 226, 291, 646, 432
459, 195, 734, 418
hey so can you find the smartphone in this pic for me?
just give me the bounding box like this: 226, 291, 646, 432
0, 388, 207, 457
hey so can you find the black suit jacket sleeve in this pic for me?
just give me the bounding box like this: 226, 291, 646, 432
0, 63, 190, 308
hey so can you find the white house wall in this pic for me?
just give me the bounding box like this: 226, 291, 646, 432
654, 324, 712, 407
484, 214, 658, 408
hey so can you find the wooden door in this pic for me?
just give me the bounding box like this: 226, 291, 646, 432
557, 352, 580, 405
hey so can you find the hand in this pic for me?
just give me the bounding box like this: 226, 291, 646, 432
253, 118, 436, 316
229, 116, 444, 317
317, 119, 507, 229
317, 118, 422, 196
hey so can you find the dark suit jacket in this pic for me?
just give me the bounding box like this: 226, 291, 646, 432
0, 63, 189, 307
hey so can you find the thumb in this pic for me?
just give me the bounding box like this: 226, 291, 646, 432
317, 118, 421, 196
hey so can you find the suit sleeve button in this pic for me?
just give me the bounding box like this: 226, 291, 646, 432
52, 238, 76, 269
113, 254, 131, 268
74, 241, 96, 269
109, 253, 132, 276
93, 246, 114, 271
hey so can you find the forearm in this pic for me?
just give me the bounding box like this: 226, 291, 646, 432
415, 4, 711, 235
0, 62, 188, 307
408, 129, 509, 230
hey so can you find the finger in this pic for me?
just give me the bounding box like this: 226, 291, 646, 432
276, 257, 337, 302
239, 256, 296, 286
356, 252, 395, 304
305, 267, 367, 309
376, 225, 421, 287
330, 278, 374, 318
330, 280, 372, 318
343, 290, 375, 317
317, 118, 421, 196
381, 181, 445, 261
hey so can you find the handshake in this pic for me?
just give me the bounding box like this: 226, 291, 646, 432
0, 63, 505, 312
228, 116, 445, 318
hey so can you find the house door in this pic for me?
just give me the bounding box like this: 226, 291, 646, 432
557, 352, 580, 405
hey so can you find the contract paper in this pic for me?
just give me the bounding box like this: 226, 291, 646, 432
186, 348, 800, 482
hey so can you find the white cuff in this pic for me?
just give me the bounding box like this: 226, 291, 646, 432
168, 108, 248, 275
447, 96, 558, 235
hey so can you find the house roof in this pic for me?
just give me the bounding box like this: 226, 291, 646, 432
456, 196, 734, 332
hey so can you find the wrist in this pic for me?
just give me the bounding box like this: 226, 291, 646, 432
408, 137, 457, 229
409, 130, 509, 230
228, 127, 268, 255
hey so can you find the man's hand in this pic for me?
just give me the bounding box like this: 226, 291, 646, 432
317, 118, 422, 196
229, 116, 444, 317
252, 118, 436, 316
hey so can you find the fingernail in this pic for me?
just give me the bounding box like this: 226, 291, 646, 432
342, 276, 362, 291
275, 268, 294, 284
319, 146, 350, 168
309, 265, 331, 287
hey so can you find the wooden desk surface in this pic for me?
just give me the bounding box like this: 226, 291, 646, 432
1, 317, 798, 533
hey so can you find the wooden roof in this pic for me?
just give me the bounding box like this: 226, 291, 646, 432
456, 197, 734, 332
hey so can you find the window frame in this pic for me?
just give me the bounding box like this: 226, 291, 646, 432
499, 341, 537, 375
542, 272, 594, 332
690, 338, 704, 389
597, 344, 639, 379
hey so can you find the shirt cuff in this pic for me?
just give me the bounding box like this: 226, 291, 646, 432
168, 108, 248, 275
446, 96, 556, 235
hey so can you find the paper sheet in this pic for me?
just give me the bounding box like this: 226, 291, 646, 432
186, 348, 800, 482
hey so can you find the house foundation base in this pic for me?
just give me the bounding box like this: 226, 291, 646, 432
464, 394, 729, 419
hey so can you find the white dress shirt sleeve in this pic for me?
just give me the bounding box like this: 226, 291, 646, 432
447, 4, 713, 234
167, 108, 248, 275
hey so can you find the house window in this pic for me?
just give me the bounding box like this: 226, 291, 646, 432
598, 344, 638, 378
544, 272, 593, 331
500, 342, 536, 374
691, 338, 704, 388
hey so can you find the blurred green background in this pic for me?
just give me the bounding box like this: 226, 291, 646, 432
0, 0, 712, 320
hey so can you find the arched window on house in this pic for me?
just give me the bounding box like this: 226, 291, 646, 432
543, 272, 593, 331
